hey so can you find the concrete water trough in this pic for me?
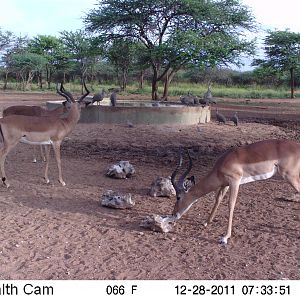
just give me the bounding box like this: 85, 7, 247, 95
46, 98, 211, 125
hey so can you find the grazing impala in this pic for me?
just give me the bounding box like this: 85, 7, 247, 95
2, 100, 68, 162
171, 139, 300, 244
0, 82, 89, 187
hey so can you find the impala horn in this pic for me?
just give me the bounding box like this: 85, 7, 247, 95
61, 83, 75, 102
78, 79, 90, 103
56, 82, 75, 103
171, 149, 193, 194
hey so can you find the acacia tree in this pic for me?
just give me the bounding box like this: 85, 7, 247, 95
60, 30, 102, 88
8, 52, 47, 90
0, 28, 14, 89
0, 28, 14, 51
84, 0, 256, 100
253, 30, 300, 99
28, 35, 64, 89
106, 39, 140, 90
1, 34, 30, 89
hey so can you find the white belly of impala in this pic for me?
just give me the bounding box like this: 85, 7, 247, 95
20, 137, 52, 145
240, 168, 277, 185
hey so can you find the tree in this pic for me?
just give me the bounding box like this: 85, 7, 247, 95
106, 39, 137, 90
60, 30, 103, 88
8, 52, 47, 90
84, 0, 256, 100
0, 28, 14, 89
28, 35, 64, 89
0, 28, 14, 51
1, 33, 30, 90
253, 30, 300, 98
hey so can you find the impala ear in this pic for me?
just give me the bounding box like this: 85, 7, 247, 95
183, 175, 195, 192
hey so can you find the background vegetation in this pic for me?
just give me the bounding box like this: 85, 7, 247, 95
0, 0, 299, 99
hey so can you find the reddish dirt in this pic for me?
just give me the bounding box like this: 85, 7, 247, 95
0, 91, 299, 280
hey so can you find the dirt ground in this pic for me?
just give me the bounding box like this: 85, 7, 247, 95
0, 91, 299, 280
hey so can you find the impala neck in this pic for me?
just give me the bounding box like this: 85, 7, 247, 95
53, 105, 66, 115
173, 171, 221, 219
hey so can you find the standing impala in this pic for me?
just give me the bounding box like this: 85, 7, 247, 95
2, 100, 68, 162
171, 139, 300, 244
0, 82, 89, 187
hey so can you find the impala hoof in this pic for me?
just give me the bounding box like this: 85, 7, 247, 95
32, 159, 37, 163
2, 177, 9, 188
60, 181, 66, 186
219, 236, 228, 245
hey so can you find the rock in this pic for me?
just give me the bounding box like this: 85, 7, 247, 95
140, 214, 176, 233
101, 190, 135, 209
106, 161, 135, 179
149, 176, 176, 197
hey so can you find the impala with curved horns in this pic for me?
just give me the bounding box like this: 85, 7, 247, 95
0, 81, 89, 187
171, 139, 300, 244
2, 98, 68, 163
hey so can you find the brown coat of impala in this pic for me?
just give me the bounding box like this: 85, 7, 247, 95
2, 103, 68, 162
171, 139, 300, 244
0, 83, 89, 187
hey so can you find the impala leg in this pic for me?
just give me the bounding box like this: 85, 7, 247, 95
0, 148, 9, 187
285, 173, 300, 200
204, 186, 229, 227
52, 141, 65, 186
40, 145, 47, 162
44, 145, 51, 184
32, 145, 37, 163
0, 140, 19, 188
220, 183, 240, 245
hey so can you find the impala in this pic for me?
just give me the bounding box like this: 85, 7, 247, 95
0, 82, 89, 187
171, 139, 300, 244
2, 103, 67, 118
2, 100, 68, 162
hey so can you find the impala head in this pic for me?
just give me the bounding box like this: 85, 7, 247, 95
56, 81, 90, 109
171, 149, 195, 217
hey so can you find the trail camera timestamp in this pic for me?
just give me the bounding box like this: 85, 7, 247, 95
175, 284, 235, 296
175, 284, 291, 296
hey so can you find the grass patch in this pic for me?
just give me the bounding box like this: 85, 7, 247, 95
0, 80, 298, 99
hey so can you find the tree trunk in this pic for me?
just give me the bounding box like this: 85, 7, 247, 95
161, 70, 176, 101
151, 78, 159, 100
151, 66, 159, 100
121, 68, 128, 91
139, 70, 144, 89
3, 72, 8, 90
290, 67, 295, 99
46, 65, 50, 89
161, 72, 170, 101
38, 72, 43, 89
26, 71, 34, 90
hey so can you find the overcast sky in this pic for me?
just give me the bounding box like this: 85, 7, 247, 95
1, 0, 299, 70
